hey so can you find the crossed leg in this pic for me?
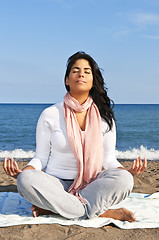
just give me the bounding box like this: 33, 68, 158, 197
17, 168, 135, 222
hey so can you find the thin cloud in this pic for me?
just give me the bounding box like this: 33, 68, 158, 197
132, 12, 159, 26
142, 35, 159, 40
113, 29, 134, 39
112, 11, 159, 40
35, 0, 74, 8
35, 0, 67, 4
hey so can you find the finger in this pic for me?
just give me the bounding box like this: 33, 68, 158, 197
136, 158, 140, 169
139, 158, 143, 169
7, 159, 12, 176
138, 159, 144, 174
132, 160, 136, 169
3, 158, 9, 175
10, 158, 17, 175
8, 158, 15, 176
13, 161, 22, 174
144, 158, 147, 168
13, 161, 19, 170
11, 158, 20, 175
132, 157, 141, 175
140, 158, 147, 174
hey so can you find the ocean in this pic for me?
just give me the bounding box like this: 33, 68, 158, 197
0, 103, 159, 161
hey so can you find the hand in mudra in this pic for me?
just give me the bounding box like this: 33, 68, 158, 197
3, 157, 22, 178
128, 156, 147, 176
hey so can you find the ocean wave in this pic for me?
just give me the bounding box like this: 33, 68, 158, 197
0, 146, 159, 160
116, 145, 159, 160
0, 149, 35, 159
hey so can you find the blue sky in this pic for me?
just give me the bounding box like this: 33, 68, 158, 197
0, 0, 159, 104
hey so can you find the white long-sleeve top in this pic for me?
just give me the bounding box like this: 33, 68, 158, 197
27, 102, 122, 179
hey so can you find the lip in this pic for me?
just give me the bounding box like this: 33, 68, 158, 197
76, 80, 86, 84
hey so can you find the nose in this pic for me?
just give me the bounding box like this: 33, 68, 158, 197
78, 69, 84, 77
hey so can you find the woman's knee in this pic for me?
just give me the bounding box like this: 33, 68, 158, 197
117, 169, 134, 191
100, 168, 134, 192
17, 170, 36, 192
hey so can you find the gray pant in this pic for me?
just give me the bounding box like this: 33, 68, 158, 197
17, 168, 134, 219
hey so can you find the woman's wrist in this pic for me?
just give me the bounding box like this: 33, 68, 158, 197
22, 165, 35, 171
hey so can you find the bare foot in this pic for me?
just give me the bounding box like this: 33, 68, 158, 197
99, 208, 136, 222
31, 205, 54, 218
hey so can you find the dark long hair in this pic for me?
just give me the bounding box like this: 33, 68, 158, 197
64, 51, 115, 131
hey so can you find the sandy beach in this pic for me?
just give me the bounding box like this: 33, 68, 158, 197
0, 160, 159, 240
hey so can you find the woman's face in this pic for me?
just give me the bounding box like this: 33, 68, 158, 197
65, 59, 93, 95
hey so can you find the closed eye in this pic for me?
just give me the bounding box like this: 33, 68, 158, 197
71, 67, 92, 74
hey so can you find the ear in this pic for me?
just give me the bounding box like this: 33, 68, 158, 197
65, 77, 69, 86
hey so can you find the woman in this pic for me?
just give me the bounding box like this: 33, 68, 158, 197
3, 51, 147, 222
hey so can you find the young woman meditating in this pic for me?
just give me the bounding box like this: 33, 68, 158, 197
3, 51, 147, 222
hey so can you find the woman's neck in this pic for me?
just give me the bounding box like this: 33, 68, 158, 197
69, 92, 89, 105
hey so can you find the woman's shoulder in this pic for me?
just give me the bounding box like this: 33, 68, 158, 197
40, 102, 63, 119
101, 118, 116, 133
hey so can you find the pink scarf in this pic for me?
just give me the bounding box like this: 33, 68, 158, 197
63, 93, 104, 197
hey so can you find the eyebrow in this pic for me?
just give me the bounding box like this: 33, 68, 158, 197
71, 67, 92, 70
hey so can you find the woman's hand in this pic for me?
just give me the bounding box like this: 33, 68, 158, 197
3, 157, 22, 178
128, 156, 147, 176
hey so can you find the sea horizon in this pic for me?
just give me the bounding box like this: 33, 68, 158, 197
0, 103, 159, 161
0, 103, 159, 105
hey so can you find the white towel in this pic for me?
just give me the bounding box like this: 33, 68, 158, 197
0, 192, 159, 229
